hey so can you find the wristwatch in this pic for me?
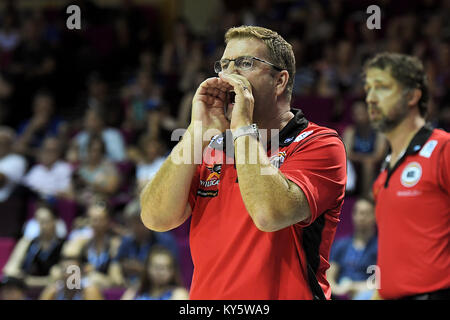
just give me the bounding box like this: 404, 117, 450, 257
232, 124, 260, 142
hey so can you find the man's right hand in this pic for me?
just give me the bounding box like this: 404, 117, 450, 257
191, 77, 232, 134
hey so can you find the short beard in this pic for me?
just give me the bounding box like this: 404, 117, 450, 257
371, 93, 410, 133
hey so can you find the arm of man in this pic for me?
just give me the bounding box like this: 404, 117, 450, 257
139, 128, 197, 232
234, 135, 311, 231
223, 73, 346, 232
140, 77, 231, 232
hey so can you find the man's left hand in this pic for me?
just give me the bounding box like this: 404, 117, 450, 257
219, 72, 254, 130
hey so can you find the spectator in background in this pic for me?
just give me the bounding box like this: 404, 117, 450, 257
121, 245, 188, 300
327, 197, 377, 300
2, 203, 65, 288
73, 106, 126, 162
112, 199, 178, 286
22, 136, 72, 200
343, 101, 387, 196
15, 90, 66, 159
63, 202, 122, 289
0, 126, 27, 203
121, 70, 162, 144
0, 11, 21, 60
39, 255, 103, 300
0, 126, 27, 237
134, 135, 166, 193
0, 276, 27, 300
72, 135, 120, 207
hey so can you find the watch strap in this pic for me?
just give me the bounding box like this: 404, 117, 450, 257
232, 124, 260, 141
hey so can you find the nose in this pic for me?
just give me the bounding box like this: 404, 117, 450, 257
365, 88, 378, 105
222, 61, 240, 75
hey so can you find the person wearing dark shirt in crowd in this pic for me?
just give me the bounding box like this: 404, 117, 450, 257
121, 245, 188, 300
343, 101, 387, 196
112, 199, 178, 286
63, 202, 121, 289
327, 197, 377, 300
2, 202, 64, 288
15, 90, 66, 159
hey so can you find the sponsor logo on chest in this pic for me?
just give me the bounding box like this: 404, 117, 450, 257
400, 162, 422, 188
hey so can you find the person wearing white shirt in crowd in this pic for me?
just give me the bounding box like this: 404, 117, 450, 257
135, 134, 166, 192
22, 136, 72, 198
22, 136, 72, 239
0, 126, 27, 203
73, 106, 126, 162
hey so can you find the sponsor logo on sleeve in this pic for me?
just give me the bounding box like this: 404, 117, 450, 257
419, 140, 438, 158
294, 130, 314, 142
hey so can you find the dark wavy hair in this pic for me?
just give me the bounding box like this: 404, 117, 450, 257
363, 52, 429, 117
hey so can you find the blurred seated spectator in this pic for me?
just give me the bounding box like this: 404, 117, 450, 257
22, 136, 72, 200
343, 101, 387, 196
121, 246, 189, 300
72, 135, 120, 207
2, 202, 65, 288
62, 202, 122, 289
0, 12, 21, 54
120, 70, 162, 144
0, 126, 27, 197
15, 90, 66, 159
0, 276, 27, 300
72, 106, 126, 162
327, 197, 378, 300
112, 199, 178, 286
129, 134, 166, 193
39, 255, 103, 300
0, 126, 27, 213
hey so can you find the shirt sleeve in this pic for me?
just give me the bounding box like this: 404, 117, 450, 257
437, 140, 450, 195
280, 134, 347, 227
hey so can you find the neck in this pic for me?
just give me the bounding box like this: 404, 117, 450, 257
353, 228, 374, 244
384, 112, 425, 158
256, 101, 294, 140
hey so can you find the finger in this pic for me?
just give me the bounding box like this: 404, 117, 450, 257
218, 73, 252, 95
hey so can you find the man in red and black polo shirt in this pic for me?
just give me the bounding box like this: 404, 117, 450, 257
364, 53, 450, 300
140, 26, 347, 299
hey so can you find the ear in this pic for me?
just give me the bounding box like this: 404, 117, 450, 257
407, 88, 422, 107
275, 70, 289, 98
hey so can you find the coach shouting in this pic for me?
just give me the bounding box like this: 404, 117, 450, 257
140, 26, 346, 300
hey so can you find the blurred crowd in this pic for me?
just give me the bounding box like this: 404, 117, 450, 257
0, 0, 449, 300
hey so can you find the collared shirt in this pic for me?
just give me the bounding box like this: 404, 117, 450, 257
187, 110, 347, 299
373, 126, 450, 299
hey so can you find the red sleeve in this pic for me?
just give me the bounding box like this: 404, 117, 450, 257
279, 134, 347, 227
188, 164, 201, 210
437, 140, 450, 195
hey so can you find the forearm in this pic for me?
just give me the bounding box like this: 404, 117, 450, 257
140, 125, 199, 231
234, 135, 310, 232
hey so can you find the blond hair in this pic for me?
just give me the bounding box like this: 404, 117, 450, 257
225, 26, 295, 101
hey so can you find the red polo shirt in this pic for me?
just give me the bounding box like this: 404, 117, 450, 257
373, 126, 450, 299
187, 111, 347, 299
